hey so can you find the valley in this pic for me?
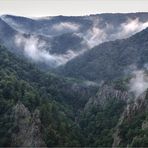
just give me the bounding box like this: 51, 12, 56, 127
0, 13, 148, 147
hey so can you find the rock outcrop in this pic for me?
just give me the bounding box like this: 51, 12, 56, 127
11, 102, 46, 147
85, 85, 132, 110
112, 91, 148, 147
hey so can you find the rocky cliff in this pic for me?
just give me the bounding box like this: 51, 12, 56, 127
11, 102, 46, 147
113, 90, 148, 147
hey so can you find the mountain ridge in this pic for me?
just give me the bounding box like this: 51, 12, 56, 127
58, 27, 148, 81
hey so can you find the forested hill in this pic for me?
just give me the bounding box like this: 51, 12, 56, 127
0, 44, 97, 146
0, 13, 148, 147
58, 27, 148, 81
1, 43, 148, 147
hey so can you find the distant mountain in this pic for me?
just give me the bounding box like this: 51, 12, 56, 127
0, 18, 20, 53
2, 13, 148, 38
1, 13, 148, 67
58, 27, 148, 82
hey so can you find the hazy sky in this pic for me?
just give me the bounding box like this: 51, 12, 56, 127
0, 0, 148, 17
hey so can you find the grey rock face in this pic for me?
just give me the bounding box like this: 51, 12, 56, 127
112, 91, 148, 147
85, 85, 131, 110
142, 120, 148, 130
11, 102, 46, 147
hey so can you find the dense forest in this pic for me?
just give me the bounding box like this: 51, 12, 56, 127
0, 13, 148, 147
0, 45, 96, 146
0, 44, 148, 147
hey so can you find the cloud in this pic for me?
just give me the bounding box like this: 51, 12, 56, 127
128, 69, 148, 98
52, 22, 80, 32
84, 25, 107, 48
115, 18, 148, 39
83, 80, 99, 87
82, 18, 148, 48
15, 34, 83, 67
77, 19, 107, 48
123, 18, 148, 34
13, 17, 148, 68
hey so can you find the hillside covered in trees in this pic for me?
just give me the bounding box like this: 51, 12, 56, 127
0, 13, 148, 147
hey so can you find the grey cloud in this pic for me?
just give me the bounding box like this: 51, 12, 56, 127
112, 18, 148, 39
52, 22, 80, 32
82, 18, 148, 48
128, 68, 148, 98
15, 34, 84, 67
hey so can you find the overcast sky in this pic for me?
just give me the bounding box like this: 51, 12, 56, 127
0, 0, 148, 17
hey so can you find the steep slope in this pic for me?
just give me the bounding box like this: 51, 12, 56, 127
0, 44, 97, 147
0, 43, 148, 147
59, 27, 148, 81
11, 102, 46, 147
50, 33, 86, 54
113, 90, 148, 147
0, 18, 20, 53
78, 78, 148, 147
1, 13, 148, 147
0, 16, 87, 67
78, 83, 129, 146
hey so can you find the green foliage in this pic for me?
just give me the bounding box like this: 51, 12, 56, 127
0, 45, 95, 146
40, 102, 83, 146
119, 108, 148, 147
0, 44, 148, 147
0, 99, 14, 146
59, 28, 148, 82
131, 133, 148, 147
79, 98, 125, 146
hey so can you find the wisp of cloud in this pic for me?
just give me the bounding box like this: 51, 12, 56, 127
79, 18, 148, 48
129, 69, 148, 98
15, 34, 83, 67
52, 22, 80, 32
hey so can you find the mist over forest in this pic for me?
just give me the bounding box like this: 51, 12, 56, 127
0, 12, 148, 147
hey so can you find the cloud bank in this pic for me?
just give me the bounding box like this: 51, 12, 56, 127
82, 18, 148, 48
13, 17, 148, 68
117, 18, 148, 38
15, 34, 82, 67
84, 21, 107, 48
